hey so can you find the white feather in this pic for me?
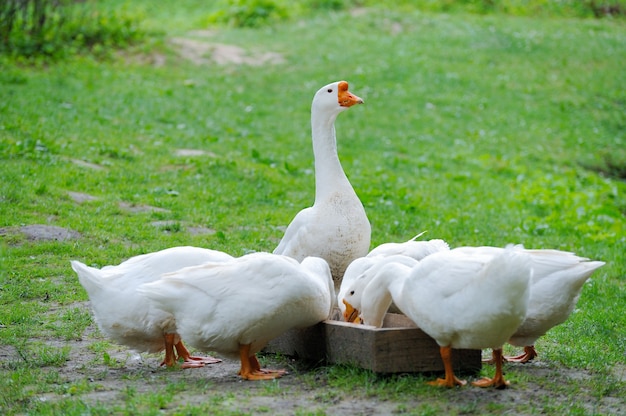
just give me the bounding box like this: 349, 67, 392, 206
138, 252, 334, 360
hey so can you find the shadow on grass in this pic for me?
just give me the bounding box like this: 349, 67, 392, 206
584, 154, 626, 181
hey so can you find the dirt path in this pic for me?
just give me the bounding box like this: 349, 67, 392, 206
4, 314, 622, 415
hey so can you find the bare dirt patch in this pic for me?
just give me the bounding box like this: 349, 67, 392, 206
67, 191, 99, 204
186, 226, 217, 236
118, 202, 170, 214
3, 299, 623, 415
170, 37, 284, 66
68, 158, 107, 171
0, 225, 81, 242
174, 148, 218, 158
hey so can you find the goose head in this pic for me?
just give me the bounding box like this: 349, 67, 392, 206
312, 81, 363, 116
337, 257, 377, 318
344, 260, 414, 328
340, 255, 418, 323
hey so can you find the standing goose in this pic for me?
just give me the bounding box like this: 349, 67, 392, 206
342, 247, 532, 388
138, 252, 334, 380
273, 81, 371, 291
71, 246, 233, 368
453, 246, 605, 363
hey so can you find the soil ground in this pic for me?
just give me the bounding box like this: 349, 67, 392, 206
2, 302, 624, 415
2, 229, 624, 415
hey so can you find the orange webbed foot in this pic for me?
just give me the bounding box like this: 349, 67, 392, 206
180, 361, 206, 369
240, 370, 285, 381
174, 340, 222, 369
237, 368, 287, 376
428, 376, 467, 388
504, 346, 537, 363
237, 343, 287, 381
474, 348, 510, 388
160, 357, 206, 369
471, 377, 510, 389
246, 353, 287, 376
258, 368, 288, 375
184, 355, 223, 365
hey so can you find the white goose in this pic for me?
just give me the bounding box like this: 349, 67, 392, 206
71, 246, 233, 368
338, 237, 449, 320
273, 81, 371, 291
366, 234, 449, 259
342, 247, 532, 388
138, 252, 334, 380
453, 246, 605, 363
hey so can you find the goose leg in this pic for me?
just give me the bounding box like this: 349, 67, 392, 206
160, 333, 179, 367
504, 345, 537, 363
238, 343, 285, 380
175, 340, 222, 368
428, 346, 467, 388
482, 349, 504, 365
472, 348, 510, 389
160, 334, 206, 368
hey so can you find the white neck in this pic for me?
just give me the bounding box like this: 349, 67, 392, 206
361, 263, 411, 327
311, 109, 354, 204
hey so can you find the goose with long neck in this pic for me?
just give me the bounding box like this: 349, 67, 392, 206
342, 247, 532, 388
274, 81, 371, 291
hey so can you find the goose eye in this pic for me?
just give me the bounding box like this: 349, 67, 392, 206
349, 290, 355, 295
327, 88, 333, 93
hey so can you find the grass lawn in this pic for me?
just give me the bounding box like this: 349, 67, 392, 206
1, 1, 625, 414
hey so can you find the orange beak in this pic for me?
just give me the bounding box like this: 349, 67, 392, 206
342, 299, 360, 323
337, 81, 363, 107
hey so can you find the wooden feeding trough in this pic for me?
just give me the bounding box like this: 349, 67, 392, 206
265, 312, 482, 374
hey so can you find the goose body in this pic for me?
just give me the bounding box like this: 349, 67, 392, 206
138, 252, 334, 380
273, 81, 371, 291
452, 246, 605, 362
366, 235, 449, 259
342, 246, 532, 388
71, 246, 233, 367
338, 237, 449, 319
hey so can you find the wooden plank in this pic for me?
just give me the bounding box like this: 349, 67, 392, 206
264, 324, 326, 361
264, 313, 481, 374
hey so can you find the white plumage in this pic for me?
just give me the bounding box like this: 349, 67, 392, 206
342, 246, 532, 388
71, 246, 233, 367
138, 252, 334, 380
338, 237, 449, 319
366, 235, 449, 259
453, 246, 605, 362
274, 81, 371, 291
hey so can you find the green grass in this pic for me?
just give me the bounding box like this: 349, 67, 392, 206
1, 1, 625, 414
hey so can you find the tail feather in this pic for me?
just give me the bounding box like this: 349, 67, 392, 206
71, 260, 106, 296
561, 260, 605, 289
408, 231, 428, 241
582, 260, 605, 274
